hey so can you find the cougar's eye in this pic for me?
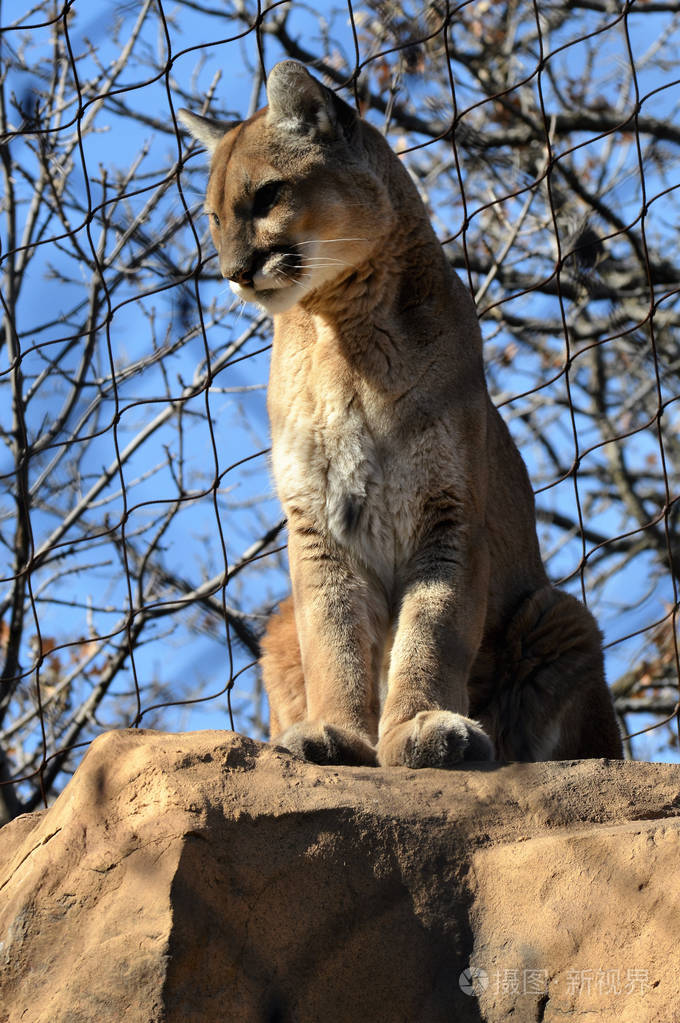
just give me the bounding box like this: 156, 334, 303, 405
252, 180, 283, 218
209, 211, 220, 227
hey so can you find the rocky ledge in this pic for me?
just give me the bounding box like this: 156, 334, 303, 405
1, 729, 679, 1022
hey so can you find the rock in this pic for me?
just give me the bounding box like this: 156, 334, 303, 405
0, 730, 679, 1023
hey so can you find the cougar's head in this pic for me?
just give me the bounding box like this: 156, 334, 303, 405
178, 61, 393, 314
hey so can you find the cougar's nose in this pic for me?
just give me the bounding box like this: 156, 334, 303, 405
222, 256, 255, 287
229, 266, 254, 286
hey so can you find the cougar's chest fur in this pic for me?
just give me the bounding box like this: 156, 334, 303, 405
269, 316, 444, 584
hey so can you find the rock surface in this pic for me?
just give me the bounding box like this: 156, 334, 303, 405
1, 730, 679, 1022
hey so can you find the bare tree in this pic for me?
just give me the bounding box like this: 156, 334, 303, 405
0, 0, 283, 822
1, 0, 678, 822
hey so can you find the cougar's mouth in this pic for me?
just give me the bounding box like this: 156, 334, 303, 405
257, 245, 304, 290
229, 247, 304, 313
230, 241, 340, 313
232, 246, 306, 312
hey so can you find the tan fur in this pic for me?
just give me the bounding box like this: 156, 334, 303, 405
180, 62, 623, 767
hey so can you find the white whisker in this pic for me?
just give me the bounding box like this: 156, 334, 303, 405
279, 255, 354, 269
296, 237, 369, 246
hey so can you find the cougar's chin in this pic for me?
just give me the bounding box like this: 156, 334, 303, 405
229, 242, 347, 314
230, 279, 302, 314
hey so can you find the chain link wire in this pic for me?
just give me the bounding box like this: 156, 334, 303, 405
0, 0, 678, 818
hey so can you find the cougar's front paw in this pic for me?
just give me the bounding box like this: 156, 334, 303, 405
378, 710, 494, 768
274, 722, 377, 767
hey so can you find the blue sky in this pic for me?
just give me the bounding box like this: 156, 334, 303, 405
1, 0, 678, 772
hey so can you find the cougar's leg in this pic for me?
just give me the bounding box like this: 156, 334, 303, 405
270, 524, 385, 767
377, 522, 494, 768
260, 595, 306, 739
481, 586, 623, 761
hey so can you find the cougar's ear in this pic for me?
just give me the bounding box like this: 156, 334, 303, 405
266, 60, 357, 141
176, 109, 240, 155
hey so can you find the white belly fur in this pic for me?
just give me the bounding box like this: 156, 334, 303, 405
272, 401, 424, 586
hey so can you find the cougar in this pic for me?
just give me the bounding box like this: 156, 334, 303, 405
179, 61, 623, 767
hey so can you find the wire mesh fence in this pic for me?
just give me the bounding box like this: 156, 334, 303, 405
0, 0, 678, 821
